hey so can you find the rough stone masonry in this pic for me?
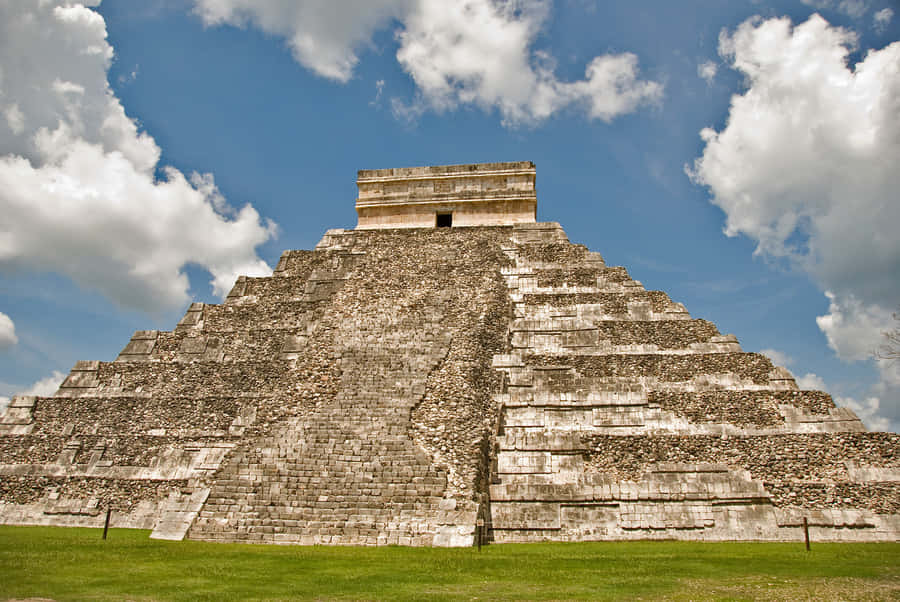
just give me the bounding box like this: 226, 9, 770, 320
0, 161, 897, 545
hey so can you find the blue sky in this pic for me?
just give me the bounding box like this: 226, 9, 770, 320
1, 0, 898, 430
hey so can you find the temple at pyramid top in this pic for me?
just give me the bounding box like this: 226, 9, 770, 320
355, 161, 537, 229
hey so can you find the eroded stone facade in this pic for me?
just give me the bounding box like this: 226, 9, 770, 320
0, 163, 897, 545
489, 223, 897, 542
355, 161, 537, 229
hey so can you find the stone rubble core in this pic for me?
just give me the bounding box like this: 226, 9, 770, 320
355, 161, 537, 229
1, 165, 898, 545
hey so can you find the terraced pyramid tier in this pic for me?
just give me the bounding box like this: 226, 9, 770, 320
488, 223, 898, 542
0, 222, 897, 544
1, 227, 512, 545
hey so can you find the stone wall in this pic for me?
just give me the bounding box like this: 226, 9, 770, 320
584, 433, 899, 500
648, 390, 836, 426
536, 267, 630, 288
487, 223, 898, 543
1, 476, 185, 511
524, 290, 675, 311
525, 353, 775, 383
355, 162, 536, 229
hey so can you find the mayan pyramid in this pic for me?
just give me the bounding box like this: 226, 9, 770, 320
1, 161, 897, 545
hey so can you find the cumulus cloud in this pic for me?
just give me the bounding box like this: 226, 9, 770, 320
393, 1, 662, 125
836, 394, 890, 431
193, 0, 662, 126
796, 372, 826, 390
697, 60, 717, 84
19, 370, 66, 397
687, 14, 900, 429
816, 292, 894, 361
0, 311, 17, 349
0, 1, 276, 312
193, 0, 405, 82
0, 370, 66, 414
873, 7, 894, 33
760, 348, 793, 367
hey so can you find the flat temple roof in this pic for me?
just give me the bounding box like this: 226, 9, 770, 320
357, 161, 536, 181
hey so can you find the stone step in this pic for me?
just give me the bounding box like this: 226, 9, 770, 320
521, 353, 778, 385
521, 290, 675, 312
510, 319, 726, 353
23, 395, 259, 436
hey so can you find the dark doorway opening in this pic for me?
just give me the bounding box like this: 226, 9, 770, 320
436, 213, 452, 228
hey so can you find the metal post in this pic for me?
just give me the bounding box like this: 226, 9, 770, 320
803, 516, 810, 551
476, 518, 484, 551
102, 507, 111, 540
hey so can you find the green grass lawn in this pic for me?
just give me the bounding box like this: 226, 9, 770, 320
0, 526, 897, 601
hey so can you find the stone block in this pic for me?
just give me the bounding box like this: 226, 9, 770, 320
0, 396, 36, 425
492, 502, 560, 530
120, 338, 156, 356
179, 337, 208, 354
497, 451, 551, 474
62, 373, 99, 389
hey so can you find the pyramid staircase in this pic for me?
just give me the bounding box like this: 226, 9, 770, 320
1, 222, 897, 543
0, 227, 512, 545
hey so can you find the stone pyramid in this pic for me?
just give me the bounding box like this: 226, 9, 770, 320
1, 162, 897, 545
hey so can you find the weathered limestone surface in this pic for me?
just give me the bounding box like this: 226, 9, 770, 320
1, 162, 897, 544
489, 223, 898, 542
187, 228, 511, 545
356, 162, 536, 229
0, 226, 512, 545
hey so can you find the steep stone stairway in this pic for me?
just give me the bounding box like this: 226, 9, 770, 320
186, 227, 513, 545
3, 222, 896, 544
188, 328, 460, 545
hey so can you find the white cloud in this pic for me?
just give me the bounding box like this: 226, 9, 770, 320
760, 348, 793, 366
19, 370, 66, 397
194, 0, 406, 82
687, 14, 900, 429
3, 104, 24, 135
0, 311, 16, 348
193, 0, 662, 126
0, 370, 66, 414
394, 1, 662, 125
370, 79, 385, 106
801, 0, 869, 18
836, 394, 890, 431
816, 292, 893, 361
873, 7, 894, 33
796, 372, 826, 390
871, 357, 900, 430
0, 1, 276, 312
697, 60, 717, 84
